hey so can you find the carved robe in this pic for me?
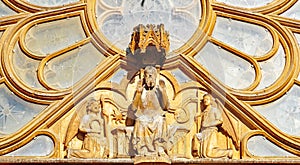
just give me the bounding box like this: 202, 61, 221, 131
69, 113, 106, 158
197, 106, 233, 158
132, 86, 168, 156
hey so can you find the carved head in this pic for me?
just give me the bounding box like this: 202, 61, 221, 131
203, 94, 213, 107
144, 66, 157, 89
86, 98, 100, 113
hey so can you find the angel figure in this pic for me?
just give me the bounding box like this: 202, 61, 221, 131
194, 94, 239, 159
64, 96, 108, 158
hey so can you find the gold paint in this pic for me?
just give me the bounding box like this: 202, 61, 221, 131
0, 0, 300, 162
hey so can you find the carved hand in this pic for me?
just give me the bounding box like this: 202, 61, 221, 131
158, 79, 166, 92
136, 79, 143, 93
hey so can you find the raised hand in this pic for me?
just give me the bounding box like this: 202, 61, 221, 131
136, 79, 144, 93
158, 79, 166, 92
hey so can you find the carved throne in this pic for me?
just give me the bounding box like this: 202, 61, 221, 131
111, 24, 200, 161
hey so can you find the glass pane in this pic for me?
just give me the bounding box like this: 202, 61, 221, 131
295, 33, 300, 45
247, 135, 295, 157
253, 85, 300, 136
24, 17, 86, 56
0, 0, 16, 17
44, 43, 105, 89
25, 0, 79, 7
216, 0, 273, 8
255, 45, 285, 90
109, 69, 127, 84
212, 17, 273, 57
12, 44, 46, 90
281, 1, 300, 20
4, 135, 54, 156
102, 0, 122, 7
173, 0, 195, 7
296, 33, 300, 81
97, 0, 201, 51
0, 85, 46, 136
194, 42, 255, 89
170, 68, 192, 84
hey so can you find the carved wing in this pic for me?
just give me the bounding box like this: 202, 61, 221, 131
216, 99, 240, 150
64, 100, 87, 148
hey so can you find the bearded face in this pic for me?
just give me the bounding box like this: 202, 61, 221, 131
144, 66, 157, 89
145, 72, 156, 88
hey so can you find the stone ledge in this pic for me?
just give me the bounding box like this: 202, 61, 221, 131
0, 158, 300, 164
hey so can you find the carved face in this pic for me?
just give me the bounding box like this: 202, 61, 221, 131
88, 101, 100, 113
203, 95, 211, 106
144, 66, 157, 88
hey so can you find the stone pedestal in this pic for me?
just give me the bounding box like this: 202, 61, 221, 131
134, 156, 171, 165
112, 126, 134, 158
170, 128, 191, 158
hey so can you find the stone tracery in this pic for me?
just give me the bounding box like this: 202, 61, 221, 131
0, 0, 300, 162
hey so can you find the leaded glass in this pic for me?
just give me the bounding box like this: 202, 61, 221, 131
171, 68, 192, 84
25, 0, 79, 7
0, 0, 300, 161
4, 135, 54, 156
43, 43, 105, 89
24, 17, 86, 56
0, 0, 16, 16
194, 42, 255, 90
295, 33, 300, 45
255, 45, 285, 90
12, 44, 45, 90
215, 0, 273, 8
253, 85, 300, 136
0, 85, 46, 136
109, 69, 127, 84
97, 0, 201, 51
247, 135, 295, 157
280, 1, 300, 20
212, 17, 273, 57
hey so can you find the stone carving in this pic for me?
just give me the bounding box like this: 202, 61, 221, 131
194, 94, 239, 159
131, 66, 171, 158
128, 24, 169, 55
64, 96, 109, 158
127, 24, 169, 71
61, 24, 241, 161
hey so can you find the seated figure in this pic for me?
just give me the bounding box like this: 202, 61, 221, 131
132, 66, 170, 157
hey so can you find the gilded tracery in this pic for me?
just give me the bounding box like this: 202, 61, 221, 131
0, 0, 300, 162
